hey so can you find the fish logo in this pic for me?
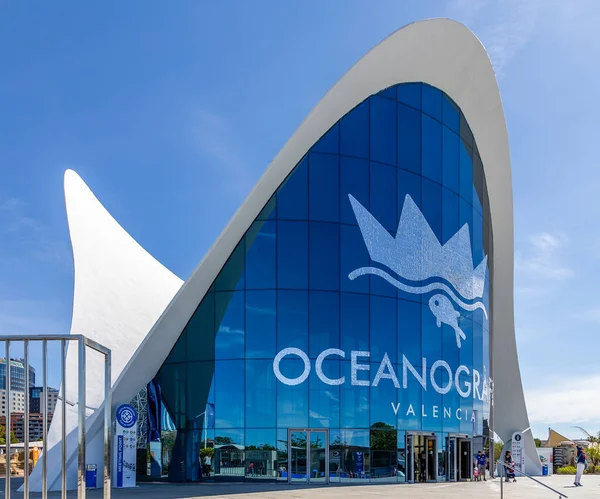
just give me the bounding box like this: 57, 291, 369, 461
348, 194, 487, 348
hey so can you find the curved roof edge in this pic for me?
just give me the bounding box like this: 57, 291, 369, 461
106, 18, 537, 473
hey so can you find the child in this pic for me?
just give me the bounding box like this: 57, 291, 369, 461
474, 466, 479, 481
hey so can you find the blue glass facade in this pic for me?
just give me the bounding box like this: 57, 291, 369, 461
155, 83, 492, 483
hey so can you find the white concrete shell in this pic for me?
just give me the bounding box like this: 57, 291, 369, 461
63, 18, 539, 487
26, 170, 182, 491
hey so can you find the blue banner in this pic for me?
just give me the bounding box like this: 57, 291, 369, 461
147, 380, 162, 442
205, 403, 215, 429
116, 435, 123, 488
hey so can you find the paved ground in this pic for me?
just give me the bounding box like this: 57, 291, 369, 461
2, 475, 599, 498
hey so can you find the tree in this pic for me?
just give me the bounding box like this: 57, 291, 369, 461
0, 424, 18, 445
214, 436, 235, 446
587, 443, 600, 467
370, 422, 397, 451
494, 441, 504, 463
534, 438, 542, 448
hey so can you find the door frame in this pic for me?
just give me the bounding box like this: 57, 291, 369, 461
457, 437, 473, 481
405, 432, 438, 483
287, 428, 330, 484
447, 433, 469, 482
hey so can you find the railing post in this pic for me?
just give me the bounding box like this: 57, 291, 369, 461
77, 337, 86, 499
42, 339, 48, 499
500, 460, 503, 498
61, 339, 67, 499
24, 339, 30, 499
103, 349, 111, 499
5, 339, 11, 499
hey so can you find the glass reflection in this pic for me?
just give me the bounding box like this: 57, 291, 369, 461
154, 82, 492, 484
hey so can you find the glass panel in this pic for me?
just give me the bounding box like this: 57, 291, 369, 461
340, 101, 369, 159
309, 222, 339, 291
422, 84, 442, 121
397, 430, 406, 482
442, 96, 460, 133
277, 290, 308, 351
245, 290, 276, 359
459, 142, 473, 204
215, 291, 245, 360
289, 430, 308, 482
370, 95, 396, 166
448, 437, 456, 481
312, 123, 339, 154
442, 126, 459, 193
426, 437, 437, 481
340, 157, 369, 225
329, 429, 342, 482
378, 86, 396, 100
215, 239, 245, 292
245, 220, 276, 289
340, 430, 370, 482
369, 162, 397, 233
398, 103, 421, 174
277, 221, 308, 289
309, 291, 340, 358
245, 428, 278, 479
214, 361, 244, 428
422, 115, 442, 184
213, 429, 244, 478
405, 434, 414, 483
397, 83, 421, 110
309, 153, 339, 223
277, 429, 288, 481
340, 224, 369, 294
245, 360, 276, 428
310, 430, 328, 482
278, 157, 308, 220
370, 425, 398, 482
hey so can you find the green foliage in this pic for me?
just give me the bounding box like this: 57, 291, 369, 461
494, 442, 504, 463
370, 422, 397, 451
557, 466, 577, 475
534, 438, 542, 447
214, 436, 235, 446
200, 447, 214, 460
588, 443, 600, 466
0, 424, 18, 445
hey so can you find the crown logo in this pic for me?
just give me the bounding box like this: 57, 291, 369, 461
348, 194, 488, 348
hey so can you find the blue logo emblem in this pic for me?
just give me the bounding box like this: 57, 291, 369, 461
116, 404, 137, 429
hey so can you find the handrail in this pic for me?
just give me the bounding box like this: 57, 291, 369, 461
497, 460, 567, 498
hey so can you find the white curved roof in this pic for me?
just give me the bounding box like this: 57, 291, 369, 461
83, 17, 538, 482
27, 170, 182, 492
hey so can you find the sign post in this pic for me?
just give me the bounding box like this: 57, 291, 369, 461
511, 432, 525, 474
114, 404, 137, 488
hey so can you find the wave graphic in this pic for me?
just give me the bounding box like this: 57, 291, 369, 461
348, 266, 488, 319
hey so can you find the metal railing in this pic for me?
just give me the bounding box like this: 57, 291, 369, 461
497, 459, 567, 498
1, 335, 111, 499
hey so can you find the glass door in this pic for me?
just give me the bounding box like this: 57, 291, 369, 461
288, 429, 329, 484
447, 437, 457, 481
405, 433, 414, 483
425, 436, 437, 482
309, 430, 328, 483
289, 430, 308, 483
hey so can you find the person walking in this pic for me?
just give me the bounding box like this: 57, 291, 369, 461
574, 445, 586, 487
475, 450, 487, 481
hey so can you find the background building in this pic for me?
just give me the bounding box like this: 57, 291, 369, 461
29, 386, 59, 414
0, 412, 54, 442
0, 388, 26, 417
0, 358, 36, 392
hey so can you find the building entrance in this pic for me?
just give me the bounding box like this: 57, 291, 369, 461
458, 438, 472, 481
406, 433, 437, 483
287, 429, 329, 484
447, 434, 472, 481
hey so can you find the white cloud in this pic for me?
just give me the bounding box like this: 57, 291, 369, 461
515, 232, 573, 282
188, 109, 254, 195
447, 0, 541, 77
525, 375, 600, 425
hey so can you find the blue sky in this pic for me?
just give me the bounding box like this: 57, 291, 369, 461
1, 0, 599, 441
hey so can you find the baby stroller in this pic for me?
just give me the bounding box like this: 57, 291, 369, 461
505, 462, 516, 482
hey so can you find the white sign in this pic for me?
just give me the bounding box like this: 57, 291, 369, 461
511, 432, 525, 473
114, 404, 137, 488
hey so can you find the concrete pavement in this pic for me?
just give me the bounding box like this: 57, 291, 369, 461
2, 475, 599, 498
